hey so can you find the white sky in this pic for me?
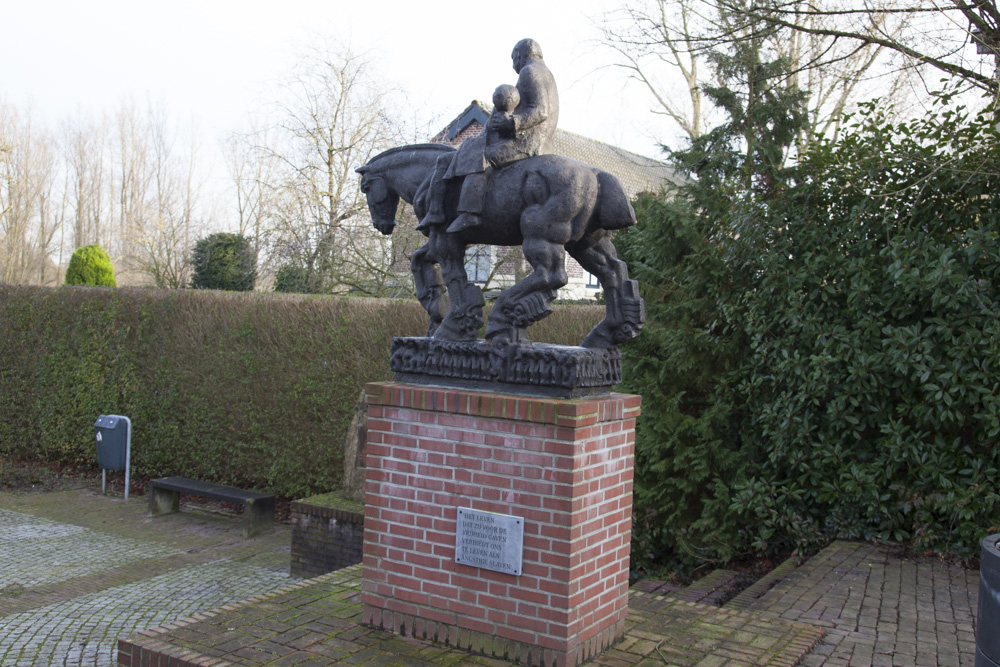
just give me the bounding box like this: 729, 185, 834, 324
1, 0, 674, 171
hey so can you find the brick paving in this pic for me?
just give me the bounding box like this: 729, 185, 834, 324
1, 486, 983, 666
119, 565, 825, 666
742, 540, 980, 667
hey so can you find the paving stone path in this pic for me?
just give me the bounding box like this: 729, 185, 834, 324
121, 541, 982, 667
119, 565, 826, 666
0, 489, 297, 667
0, 509, 178, 588
1, 487, 983, 666
1, 558, 290, 666
744, 540, 980, 667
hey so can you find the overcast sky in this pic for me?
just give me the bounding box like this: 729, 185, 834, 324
2, 0, 675, 171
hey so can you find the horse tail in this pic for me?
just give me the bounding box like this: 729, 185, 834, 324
596, 171, 636, 230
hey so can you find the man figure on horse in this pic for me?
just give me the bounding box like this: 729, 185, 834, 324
418, 38, 560, 234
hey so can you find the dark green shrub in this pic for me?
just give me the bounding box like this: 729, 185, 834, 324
728, 100, 1000, 560
617, 192, 747, 571
274, 263, 322, 294
65, 245, 116, 287
621, 95, 1000, 567
190, 233, 256, 291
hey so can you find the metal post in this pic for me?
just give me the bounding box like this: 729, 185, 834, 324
119, 415, 132, 501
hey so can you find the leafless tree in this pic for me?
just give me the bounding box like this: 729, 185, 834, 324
124, 104, 205, 288
225, 119, 279, 275
598, 0, 920, 150
0, 102, 60, 285
234, 41, 405, 293
734, 0, 999, 102
1, 95, 213, 288
99, 99, 211, 287
63, 109, 110, 253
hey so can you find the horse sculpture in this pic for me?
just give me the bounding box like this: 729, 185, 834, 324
356, 143, 644, 350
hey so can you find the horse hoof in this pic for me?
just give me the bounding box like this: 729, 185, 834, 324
432, 321, 476, 342
581, 325, 614, 349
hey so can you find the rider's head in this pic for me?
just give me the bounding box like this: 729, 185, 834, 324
511, 39, 543, 73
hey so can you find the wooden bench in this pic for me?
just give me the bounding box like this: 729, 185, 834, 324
148, 476, 275, 538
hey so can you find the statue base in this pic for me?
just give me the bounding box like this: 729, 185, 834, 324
389, 337, 622, 398
362, 381, 640, 667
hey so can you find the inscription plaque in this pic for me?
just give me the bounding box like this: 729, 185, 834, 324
455, 507, 524, 576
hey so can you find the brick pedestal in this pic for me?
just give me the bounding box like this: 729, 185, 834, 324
361, 382, 639, 667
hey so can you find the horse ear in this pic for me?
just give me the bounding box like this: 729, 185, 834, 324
356, 166, 368, 175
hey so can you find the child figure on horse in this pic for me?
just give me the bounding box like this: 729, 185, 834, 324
417, 38, 560, 234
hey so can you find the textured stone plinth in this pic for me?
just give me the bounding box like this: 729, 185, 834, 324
361, 381, 639, 667
390, 338, 622, 398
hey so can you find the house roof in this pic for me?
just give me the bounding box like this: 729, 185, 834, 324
430, 100, 681, 198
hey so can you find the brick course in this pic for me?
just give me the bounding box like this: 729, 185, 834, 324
361, 382, 640, 666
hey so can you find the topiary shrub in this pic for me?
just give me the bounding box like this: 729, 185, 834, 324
65, 245, 117, 287
190, 233, 257, 291
274, 263, 322, 294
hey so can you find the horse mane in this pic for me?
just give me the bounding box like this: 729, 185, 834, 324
359, 143, 456, 172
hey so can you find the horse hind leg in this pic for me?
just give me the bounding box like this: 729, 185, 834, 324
486, 237, 567, 344
569, 237, 645, 348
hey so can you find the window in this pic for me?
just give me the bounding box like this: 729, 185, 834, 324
465, 245, 492, 284
586, 272, 601, 289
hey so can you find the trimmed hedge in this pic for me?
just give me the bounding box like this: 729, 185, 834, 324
0, 286, 603, 497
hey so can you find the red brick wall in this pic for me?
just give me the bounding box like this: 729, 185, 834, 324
443, 120, 485, 148
361, 382, 639, 666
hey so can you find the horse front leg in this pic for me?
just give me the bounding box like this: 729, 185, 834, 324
568, 235, 644, 348
411, 244, 448, 336
429, 231, 484, 341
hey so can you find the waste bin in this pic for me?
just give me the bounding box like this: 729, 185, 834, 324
94, 415, 131, 499
978, 533, 1000, 667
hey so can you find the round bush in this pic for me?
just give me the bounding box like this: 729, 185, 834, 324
190, 233, 257, 291
65, 245, 116, 287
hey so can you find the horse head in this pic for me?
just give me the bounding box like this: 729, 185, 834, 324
356, 166, 400, 236
357, 144, 456, 237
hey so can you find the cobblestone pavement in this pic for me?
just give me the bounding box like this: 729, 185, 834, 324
745, 540, 980, 667
0, 509, 178, 587
2, 486, 983, 667
0, 487, 297, 666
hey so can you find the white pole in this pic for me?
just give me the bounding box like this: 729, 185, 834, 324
120, 416, 132, 501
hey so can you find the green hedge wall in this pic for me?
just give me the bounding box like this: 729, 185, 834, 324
0, 286, 603, 497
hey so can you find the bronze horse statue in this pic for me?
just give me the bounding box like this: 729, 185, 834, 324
356, 143, 644, 349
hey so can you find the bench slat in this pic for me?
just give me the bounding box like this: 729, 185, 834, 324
150, 476, 273, 504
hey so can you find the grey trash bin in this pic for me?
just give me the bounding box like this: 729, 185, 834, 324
94, 415, 132, 499
978, 533, 1000, 667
